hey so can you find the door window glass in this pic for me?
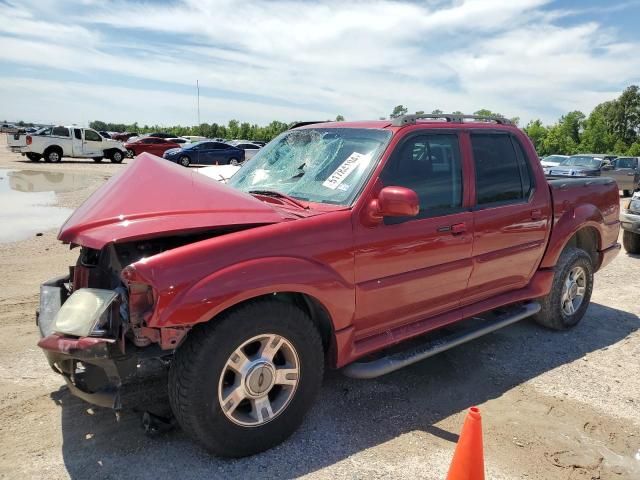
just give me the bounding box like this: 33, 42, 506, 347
74, 129, 82, 140
381, 134, 463, 221
472, 134, 532, 207
52, 126, 69, 137
84, 130, 102, 142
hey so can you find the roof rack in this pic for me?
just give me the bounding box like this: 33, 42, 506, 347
288, 121, 326, 130
391, 113, 513, 127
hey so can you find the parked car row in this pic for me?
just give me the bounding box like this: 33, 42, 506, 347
541, 153, 640, 196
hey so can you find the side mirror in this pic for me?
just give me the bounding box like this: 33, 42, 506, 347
364, 186, 419, 225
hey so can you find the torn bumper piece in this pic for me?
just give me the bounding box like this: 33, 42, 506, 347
38, 334, 137, 410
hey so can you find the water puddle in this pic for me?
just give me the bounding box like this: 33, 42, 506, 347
0, 169, 94, 243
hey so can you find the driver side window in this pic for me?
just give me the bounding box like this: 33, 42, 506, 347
84, 130, 102, 142
381, 133, 463, 222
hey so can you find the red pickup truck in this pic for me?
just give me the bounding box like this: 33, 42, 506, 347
36, 114, 620, 457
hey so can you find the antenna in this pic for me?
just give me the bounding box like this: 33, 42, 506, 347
196, 80, 201, 126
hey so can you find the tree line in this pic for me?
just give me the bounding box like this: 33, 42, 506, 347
63, 85, 640, 156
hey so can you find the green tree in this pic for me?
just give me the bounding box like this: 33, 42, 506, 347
390, 105, 408, 118
335, 115, 345, 121
523, 119, 548, 154
627, 142, 640, 156
431, 109, 443, 115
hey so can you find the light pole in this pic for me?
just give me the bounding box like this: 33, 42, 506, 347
196, 80, 201, 127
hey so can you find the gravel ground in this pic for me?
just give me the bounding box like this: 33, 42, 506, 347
0, 134, 638, 479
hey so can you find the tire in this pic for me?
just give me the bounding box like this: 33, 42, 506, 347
229, 158, 240, 166
44, 148, 62, 163
126, 149, 135, 158
179, 156, 190, 167
168, 299, 324, 457
93, 157, 103, 163
623, 230, 640, 254
533, 247, 594, 330
26, 152, 41, 162
623, 189, 631, 197
110, 150, 124, 164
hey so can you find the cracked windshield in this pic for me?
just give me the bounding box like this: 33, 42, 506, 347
229, 128, 391, 205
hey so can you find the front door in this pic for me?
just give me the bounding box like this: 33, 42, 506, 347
353, 132, 473, 339
465, 132, 551, 303
82, 129, 104, 157
72, 128, 83, 156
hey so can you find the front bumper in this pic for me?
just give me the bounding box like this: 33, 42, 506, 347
620, 211, 640, 234
38, 334, 136, 409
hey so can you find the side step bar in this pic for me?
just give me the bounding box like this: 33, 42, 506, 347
342, 302, 541, 379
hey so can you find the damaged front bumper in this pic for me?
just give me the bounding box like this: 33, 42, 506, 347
36, 275, 136, 410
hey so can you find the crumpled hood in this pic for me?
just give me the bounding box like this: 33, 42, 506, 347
58, 153, 287, 249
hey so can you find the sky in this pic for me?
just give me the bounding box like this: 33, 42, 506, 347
1, 0, 639, 127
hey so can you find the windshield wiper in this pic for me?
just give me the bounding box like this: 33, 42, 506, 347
248, 189, 309, 209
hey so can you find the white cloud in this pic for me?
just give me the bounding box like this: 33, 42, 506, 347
0, 0, 639, 125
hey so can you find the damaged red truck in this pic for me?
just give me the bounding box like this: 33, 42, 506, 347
37, 114, 620, 457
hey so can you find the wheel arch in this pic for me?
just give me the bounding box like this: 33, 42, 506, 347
43, 144, 63, 157
540, 203, 607, 270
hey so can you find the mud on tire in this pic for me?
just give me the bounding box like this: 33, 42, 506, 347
168, 299, 324, 457
534, 247, 594, 330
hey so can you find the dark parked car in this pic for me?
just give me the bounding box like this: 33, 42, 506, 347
163, 141, 245, 167
146, 132, 174, 139
124, 137, 181, 157
545, 154, 605, 177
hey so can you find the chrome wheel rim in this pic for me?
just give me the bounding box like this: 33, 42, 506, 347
561, 266, 586, 315
50, 152, 59, 162
127, 149, 134, 158
114, 152, 122, 161
218, 333, 300, 427
180, 157, 189, 167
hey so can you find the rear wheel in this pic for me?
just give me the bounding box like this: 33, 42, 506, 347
179, 156, 190, 167
26, 152, 41, 162
44, 148, 62, 163
126, 149, 135, 158
623, 230, 640, 254
534, 247, 593, 330
229, 158, 240, 166
623, 189, 632, 197
168, 300, 324, 457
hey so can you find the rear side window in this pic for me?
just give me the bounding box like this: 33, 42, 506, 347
52, 126, 69, 137
74, 129, 82, 140
472, 134, 533, 207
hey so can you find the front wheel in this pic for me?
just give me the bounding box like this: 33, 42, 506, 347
168, 300, 324, 457
126, 149, 135, 158
534, 247, 594, 330
179, 156, 190, 167
623, 230, 640, 254
110, 150, 124, 163
229, 158, 240, 166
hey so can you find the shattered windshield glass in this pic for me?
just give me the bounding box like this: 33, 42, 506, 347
228, 128, 392, 205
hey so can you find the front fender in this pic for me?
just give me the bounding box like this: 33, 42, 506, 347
540, 203, 606, 269
149, 256, 355, 332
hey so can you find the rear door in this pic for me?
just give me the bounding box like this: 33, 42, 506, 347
353, 132, 473, 338
72, 128, 83, 155
82, 129, 104, 157
607, 157, 639, 192
466, 132, 551, 303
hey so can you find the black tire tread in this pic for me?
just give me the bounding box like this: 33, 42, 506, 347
168, 299, 324, 457
533, 247, 593, 330
623, 230, 640, 254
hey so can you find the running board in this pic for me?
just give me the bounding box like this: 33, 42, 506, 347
342, 302, 541, 379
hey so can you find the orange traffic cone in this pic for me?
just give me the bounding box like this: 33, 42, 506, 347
446, 406, 485, 480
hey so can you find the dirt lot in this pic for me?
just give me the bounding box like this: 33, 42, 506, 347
0, 135, 638, 479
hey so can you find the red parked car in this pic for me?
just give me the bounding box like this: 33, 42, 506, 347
36, 114, 620, 457
124, 137, 180, 157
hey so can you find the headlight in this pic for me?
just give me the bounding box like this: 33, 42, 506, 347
628, 199, 640, 213
53, 289, 118, 337
39, 285, 63, 337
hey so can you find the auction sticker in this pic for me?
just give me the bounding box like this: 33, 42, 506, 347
322, 152, 370, 190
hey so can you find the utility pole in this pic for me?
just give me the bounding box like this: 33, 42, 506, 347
196, 80, 201, 126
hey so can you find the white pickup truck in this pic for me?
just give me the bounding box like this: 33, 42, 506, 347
19, 126, 127, 163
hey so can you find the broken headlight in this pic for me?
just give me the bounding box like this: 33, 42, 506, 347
54, 289, 118, 337
39, 285, 63, 337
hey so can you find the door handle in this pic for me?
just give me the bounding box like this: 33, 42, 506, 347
531, 209, 543, 220
437, 223, 466, 234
